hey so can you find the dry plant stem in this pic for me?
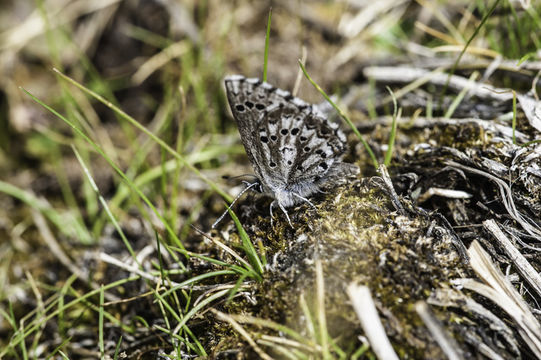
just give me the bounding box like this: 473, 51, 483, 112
415, 301, 463, 360
364, 66, 513, 102
428, 289, 519, 355
192, 226, 254, 271
432, 45, 501, 58
32, 210, 85, 280
412, 57, 541, 72
414, 21, 459, 45
516, 94, 541, 133
338, 0, 408, 38
466, 240, 541, 358
357, 116, 529, 142
132, 41, 189, 85
211, 309, 274, 360
480, 55, 503, 84
315, 259, 329, 359
100, 252, 181, 287
483, 220, 541, 299
292, 45, 307, 97
417, 187, 472, 203
475, 344, 506, 360
347, 284, 399, 360
258, 334, 319, 353
445, 160, 541, 239
379, 164, 405, 215
32, 209, 119, 302
0, 0, 123, 52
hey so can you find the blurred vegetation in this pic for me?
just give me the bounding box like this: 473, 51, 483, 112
0, 0, 540, 358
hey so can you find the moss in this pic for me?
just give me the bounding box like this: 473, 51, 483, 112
210, 174, 470, 358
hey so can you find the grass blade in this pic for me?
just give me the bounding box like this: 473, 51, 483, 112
50, 68, 231, 202
384, 86, 400, 167
298, 61, 379, 169
21, 87, 187, 251
263, 8, 272, 82
440, 0, 501, 101
229, 208, 265, 277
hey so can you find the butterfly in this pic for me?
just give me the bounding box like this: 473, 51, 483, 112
218, 75, 359, 227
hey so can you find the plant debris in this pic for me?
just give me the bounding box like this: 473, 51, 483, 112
1, 1, 540, 359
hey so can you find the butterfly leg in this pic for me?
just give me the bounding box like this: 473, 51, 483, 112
269, 201, 275, 227
292, 193, 317, 211
277, 201, 293, 228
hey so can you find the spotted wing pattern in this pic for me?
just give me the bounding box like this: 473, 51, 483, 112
224, 75, 358, 201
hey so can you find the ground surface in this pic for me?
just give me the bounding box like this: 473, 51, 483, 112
1, 1, 541, 359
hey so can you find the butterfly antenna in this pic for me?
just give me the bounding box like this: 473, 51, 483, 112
223, 174, 259, 182
211, 182, 260, 229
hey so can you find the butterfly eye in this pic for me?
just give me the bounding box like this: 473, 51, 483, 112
269, 161, 277, 168
235, 104, 245, 112
280, 129, 288, 135
255, 103, 265, 110
291, 128, 300, 135
300, 136, 308, 142
270, 135, 278, 141
245, 101, 254, 109
318, 162, 328, 170
260, 136, 269, 143
303, 146, 310, 152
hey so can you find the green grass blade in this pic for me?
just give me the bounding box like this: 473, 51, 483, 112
21, 87, 186, 251
226, 273, 249, 305
99, 285, 105, 359
45, 336, 73, 360
51, 68, 231, 202
162, 269, 237, 297
440, 0, 501, 101
72, 145, 141, 264
263, 8, 272, 82
298, 61, 379, 169
351, 342, 370, 360
384, 87, 400, 167
444, 71, 479, 119
0, 180, 92, 244
158, 288, 230, 336
113, 336, 123, 360
228, 208, 264, 278
1, 276, 140, 357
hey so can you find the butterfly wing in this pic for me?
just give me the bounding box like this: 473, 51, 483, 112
224, 75, 357, 199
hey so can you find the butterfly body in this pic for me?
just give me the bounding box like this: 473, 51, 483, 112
224, 75, 359, 225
